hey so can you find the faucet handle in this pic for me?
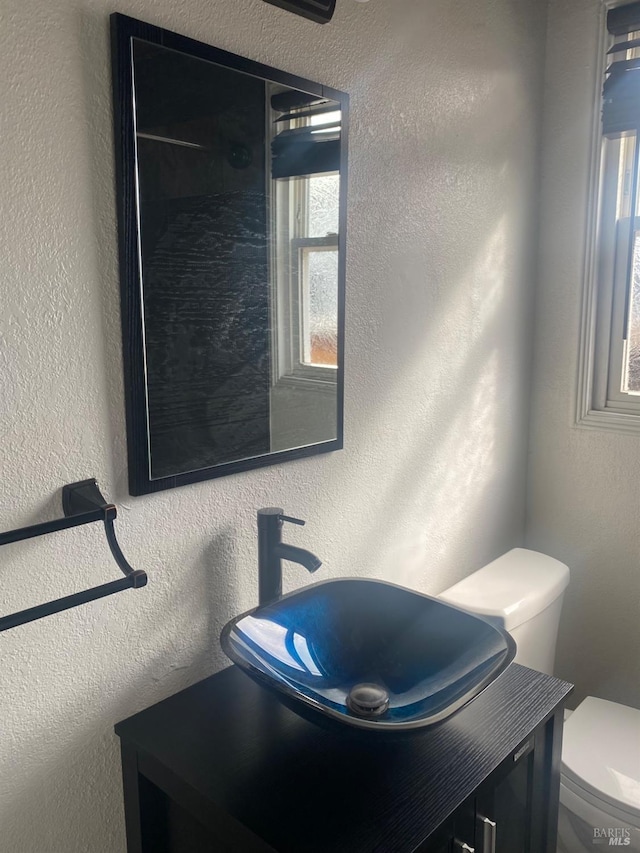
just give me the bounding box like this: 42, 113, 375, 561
279, 514, 305, 526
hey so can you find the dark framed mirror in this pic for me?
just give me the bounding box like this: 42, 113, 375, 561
111, 14, 348, 495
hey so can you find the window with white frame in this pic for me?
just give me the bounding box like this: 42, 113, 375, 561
269, 86, 341, 388
579, 1, 640, 430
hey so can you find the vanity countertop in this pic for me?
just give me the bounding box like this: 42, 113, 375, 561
115, 663, 572, 853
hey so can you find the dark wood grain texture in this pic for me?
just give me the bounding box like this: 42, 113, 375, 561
116, 664, 572, 853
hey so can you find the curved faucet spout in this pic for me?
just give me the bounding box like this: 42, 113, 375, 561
273, 543, 322, 573
257, 508, 322, 605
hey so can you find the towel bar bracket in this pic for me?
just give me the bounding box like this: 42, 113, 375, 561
0, 478, 147, 633
62, 477, 115, 518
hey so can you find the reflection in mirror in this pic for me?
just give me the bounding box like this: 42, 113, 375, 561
111, 16, 347, 494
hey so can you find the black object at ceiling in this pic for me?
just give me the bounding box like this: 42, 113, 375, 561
604, 2, 640, 135
262, 0, 336, 24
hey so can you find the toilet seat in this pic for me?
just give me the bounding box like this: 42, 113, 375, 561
561, 773, 640, 828
561, 697, 640, 825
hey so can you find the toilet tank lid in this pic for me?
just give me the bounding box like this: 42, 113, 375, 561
562, 697, 640, 820
438, 548, 569, 631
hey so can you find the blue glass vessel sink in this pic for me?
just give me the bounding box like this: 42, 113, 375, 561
220, 578, 516, 731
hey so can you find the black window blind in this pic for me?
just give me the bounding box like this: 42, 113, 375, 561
271, 90, 341, 180
604, 2, 640, 135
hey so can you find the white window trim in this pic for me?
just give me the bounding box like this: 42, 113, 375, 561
289, 235, 338, 381
268, 104, 339, 392
576, 0, 640, 434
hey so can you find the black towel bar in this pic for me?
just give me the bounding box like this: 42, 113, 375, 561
0, 478, 147, 632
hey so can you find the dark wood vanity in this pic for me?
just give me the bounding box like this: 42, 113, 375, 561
115, 663, 572, 852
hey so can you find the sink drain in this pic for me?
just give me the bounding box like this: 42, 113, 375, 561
346, 683, 390, 718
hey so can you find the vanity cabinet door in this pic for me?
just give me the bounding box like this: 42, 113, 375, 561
423, 838, 454, 853
416, 816, 454, 852
417, 795, 476, 853
475, 736, 536, 853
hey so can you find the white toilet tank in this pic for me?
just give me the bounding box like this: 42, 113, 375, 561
438, 548, 570, 675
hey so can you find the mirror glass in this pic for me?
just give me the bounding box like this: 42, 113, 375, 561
111, 15, 347, 494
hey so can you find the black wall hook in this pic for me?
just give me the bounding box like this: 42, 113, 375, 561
0, 479, 147, 632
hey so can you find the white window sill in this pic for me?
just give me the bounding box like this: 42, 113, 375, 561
576, 407, 640, 435
274, 372, 337, 394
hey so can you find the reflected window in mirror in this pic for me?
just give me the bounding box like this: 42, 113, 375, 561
270, 88, 341, 390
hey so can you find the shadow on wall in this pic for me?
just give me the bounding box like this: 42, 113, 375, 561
555, 555, 640, 708
76, 7, 129, 500
0, 525, 238, 852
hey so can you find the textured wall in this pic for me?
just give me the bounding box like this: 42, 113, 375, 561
527, 0, 640, 709
0, 0, 546, 849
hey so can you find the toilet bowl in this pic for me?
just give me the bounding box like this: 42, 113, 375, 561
439, 549, 640, 852
557, 697, 640, 852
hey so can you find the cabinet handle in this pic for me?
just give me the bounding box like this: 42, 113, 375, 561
479, 816, 497, 853
453, 842, 475, 852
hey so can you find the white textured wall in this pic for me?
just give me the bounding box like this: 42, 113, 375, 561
1, 0, 546, 849
527, 0, 640, 709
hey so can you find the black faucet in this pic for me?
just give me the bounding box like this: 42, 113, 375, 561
257, 508, 322, 605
